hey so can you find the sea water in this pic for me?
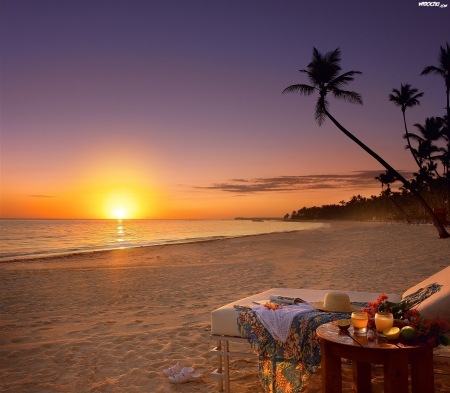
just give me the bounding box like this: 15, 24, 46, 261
0, 219, 327, 261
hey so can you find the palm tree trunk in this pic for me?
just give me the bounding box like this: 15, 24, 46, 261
403, 110, 421, 168
446, 86, 449, 120
324, 108, 450, 238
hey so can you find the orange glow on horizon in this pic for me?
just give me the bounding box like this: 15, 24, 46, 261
0, 166, 384, 219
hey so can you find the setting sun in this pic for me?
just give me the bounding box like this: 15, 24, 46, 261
112, 208, 127, 219
102, 188, 143, 219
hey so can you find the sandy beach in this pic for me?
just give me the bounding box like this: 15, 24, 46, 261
1, 221, 449, 392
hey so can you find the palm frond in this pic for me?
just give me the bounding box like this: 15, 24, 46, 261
328, 71, 362, 90
311, 47, 323, 64
324, 48, 342, 70
421, 65, 445, 77
308, 47, 342, 84
389, 88, 402, 106
409, 92, 424, 104
314, 97, 328, 126
439, 42, 450, 70
282, 84, 315, 95
332, 89, 363, 105
407, 131, 424, 143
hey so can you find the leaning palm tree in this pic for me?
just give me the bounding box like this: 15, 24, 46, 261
421, 42, 450, 119
283, 47, 449, 238
389, 84, 424, 168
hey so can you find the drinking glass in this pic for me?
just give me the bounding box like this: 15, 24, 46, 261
375, 312, 394, 336
351, 312, 368, 335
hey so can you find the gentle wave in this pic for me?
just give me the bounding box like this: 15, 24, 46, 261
0, 219, 328, 261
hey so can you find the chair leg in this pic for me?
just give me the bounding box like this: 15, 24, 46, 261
216, 340, 223, 392
224, 340, 230, 393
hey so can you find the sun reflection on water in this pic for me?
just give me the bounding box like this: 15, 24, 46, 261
117, 219, 124, 242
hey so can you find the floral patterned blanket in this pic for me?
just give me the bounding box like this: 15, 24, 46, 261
236, 305, 365, 393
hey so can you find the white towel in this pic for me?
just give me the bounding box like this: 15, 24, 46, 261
253, 303, 315, 343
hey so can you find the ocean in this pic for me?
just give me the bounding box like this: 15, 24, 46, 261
0, 219, 327, 261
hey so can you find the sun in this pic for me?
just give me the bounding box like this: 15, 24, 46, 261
112, 208, 127, 219
103, 188, 144, 219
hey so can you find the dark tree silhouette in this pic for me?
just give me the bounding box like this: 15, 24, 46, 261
409, 117, 443, 178
283, 47, 449, 238
389, 84, 424, 168
375, 170, 412, 224
421, 42, 450, 119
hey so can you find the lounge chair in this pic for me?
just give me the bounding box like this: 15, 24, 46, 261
210, 265, 450, 392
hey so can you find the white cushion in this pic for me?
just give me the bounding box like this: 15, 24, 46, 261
211, 288, 401, 337
402, 265, 450, 323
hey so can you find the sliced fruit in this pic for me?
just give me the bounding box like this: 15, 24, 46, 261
336, 319, 351, 330
383, 327, 400, 340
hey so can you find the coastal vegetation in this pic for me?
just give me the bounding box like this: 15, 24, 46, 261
283, 44, 450, 237
284, 192, 445, 223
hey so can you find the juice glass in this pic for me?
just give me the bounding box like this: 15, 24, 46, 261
375, 312, 394, 335
351, 312, 368, 335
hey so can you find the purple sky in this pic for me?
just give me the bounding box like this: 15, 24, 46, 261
1, 1, 449, 219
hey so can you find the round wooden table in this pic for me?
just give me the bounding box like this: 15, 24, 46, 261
316, 322, 434, 393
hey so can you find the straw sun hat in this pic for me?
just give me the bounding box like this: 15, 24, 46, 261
309, 292, 362, 313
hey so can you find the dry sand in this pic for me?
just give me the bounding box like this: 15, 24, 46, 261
1, 221, 449, 392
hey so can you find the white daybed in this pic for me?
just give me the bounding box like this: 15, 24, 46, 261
210, 265, 450, 392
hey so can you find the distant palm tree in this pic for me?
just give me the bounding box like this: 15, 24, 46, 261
409, 117, 443, 177
410, 117, 448, 208
389, 84, 424, 168
375, 170, 412, 224
283, 47, 449, 238
421, 42, 450, 119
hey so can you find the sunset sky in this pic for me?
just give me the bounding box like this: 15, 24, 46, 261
1, 1, 448, 219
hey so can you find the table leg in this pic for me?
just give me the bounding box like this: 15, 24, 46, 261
352, 361, 371, 393
410, 348, 434, 393
321, 341, 342, 393
383, 350, 409, 393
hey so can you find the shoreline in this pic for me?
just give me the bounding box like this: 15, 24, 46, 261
0, 222, 329, 264
2, 219, 443, 264
1, 220, 449, 392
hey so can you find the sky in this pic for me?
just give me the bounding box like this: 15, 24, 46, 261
1, 0, 449, 219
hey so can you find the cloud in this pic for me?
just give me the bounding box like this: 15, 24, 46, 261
195, 170, 413, 194
30, 195, 54, 198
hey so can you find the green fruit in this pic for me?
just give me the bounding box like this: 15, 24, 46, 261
400, 326, 416, 340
